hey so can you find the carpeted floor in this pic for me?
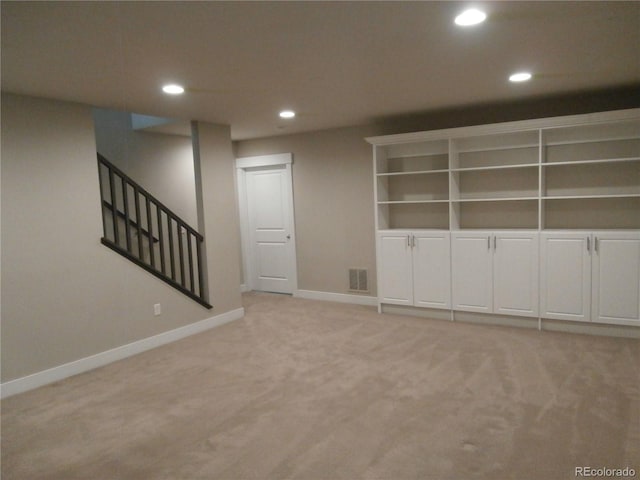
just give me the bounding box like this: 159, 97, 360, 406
2, 292, 639, 480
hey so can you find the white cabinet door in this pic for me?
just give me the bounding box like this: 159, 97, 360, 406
378, 232, 413, 305
452, 232, 493, 313
592, 232, 640, 325
413, 231, 451, 309
540, 232, 591, 322
493, 232, 539, 317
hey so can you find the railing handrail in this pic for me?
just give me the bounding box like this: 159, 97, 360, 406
97, 153, 211, 309
98, 154, 203, 241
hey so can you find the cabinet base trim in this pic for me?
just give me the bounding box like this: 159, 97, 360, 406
380, 304, 640, 338
294, 289, 378, 306
541, 319, 640, 338
382, 304, 453, 321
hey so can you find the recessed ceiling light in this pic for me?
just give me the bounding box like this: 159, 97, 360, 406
279, 110, 296, 119
455, 9, 487, 26
162, 84, 185, 95
509, 72, 532, 82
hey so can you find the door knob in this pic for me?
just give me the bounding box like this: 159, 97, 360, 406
286, 234, 291, 240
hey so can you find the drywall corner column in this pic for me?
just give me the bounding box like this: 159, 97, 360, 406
191, 122, 210, 303
192, 121, 242, 313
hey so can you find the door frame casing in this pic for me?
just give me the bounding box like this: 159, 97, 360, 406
235, 153, 298, 293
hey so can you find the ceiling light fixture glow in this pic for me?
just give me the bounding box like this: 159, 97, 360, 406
162, 84, 185, 95
279, 110, 296, 119
455, 9, 487, 26
509, 72, 532, 82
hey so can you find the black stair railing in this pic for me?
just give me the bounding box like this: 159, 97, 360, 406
97, 154, 211, 309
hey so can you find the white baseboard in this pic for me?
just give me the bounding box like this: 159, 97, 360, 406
240, 284, 250, 293
1, 307, 245, 399
294, 289, 377, 306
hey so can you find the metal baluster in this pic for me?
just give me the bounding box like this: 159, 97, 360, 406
108, 167, 119, 245
97, 161, 109, 238
178, 220, 186, 287
168, 217, 176, 281
122, 177, 132, 253
157, 208, 166, 274
146, 196, 155, 268
133, 186, 143, 259
196, 237, 204, 299
187, 231, 195, 294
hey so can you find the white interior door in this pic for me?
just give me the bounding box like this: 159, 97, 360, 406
237, 154, 297, 294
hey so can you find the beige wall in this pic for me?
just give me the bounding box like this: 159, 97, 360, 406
93, 109, 198, 226
193, 121, 243, 313
235, 125, 382, 296
234, 91, 639, 298
1, 94, 240, 382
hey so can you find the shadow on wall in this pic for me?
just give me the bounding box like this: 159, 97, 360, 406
374, 84, 640, 136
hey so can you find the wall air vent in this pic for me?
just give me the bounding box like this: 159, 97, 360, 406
349, 268, 368, 293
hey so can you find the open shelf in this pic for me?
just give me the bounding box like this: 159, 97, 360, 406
378, 171, 448, 202
380, 202, 450, 230
451, 163, 539, 172
377, 139, 449, 174
543, 119, 640, 164
543, 119, 639, 145
454, 197, 539, 202
369, 109, 640, 231
378, 200, 450, 204
454, 166, 539, 201
455, 146, 538, 169
454, 199, 539, 230
541, 156, 640, 167
544, 197, 640, 230
383, 155, 449, 174
544, 138, 640, 164
377, 168, 449, 176
543, 161, 640, 198
452, 130, 539, 169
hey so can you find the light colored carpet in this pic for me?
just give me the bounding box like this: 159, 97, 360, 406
2, 292, 639, 480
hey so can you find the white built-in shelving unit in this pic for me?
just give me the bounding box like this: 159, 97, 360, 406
372, 110, 640, 231
368, 109, 640, 333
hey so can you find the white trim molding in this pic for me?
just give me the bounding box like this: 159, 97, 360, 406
294, 289, 377, 307
235, 152, 298, 294
1, 307, 245, 399
236, 153, 292, 169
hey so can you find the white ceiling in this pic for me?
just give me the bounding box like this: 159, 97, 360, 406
2, 1, 639, 140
